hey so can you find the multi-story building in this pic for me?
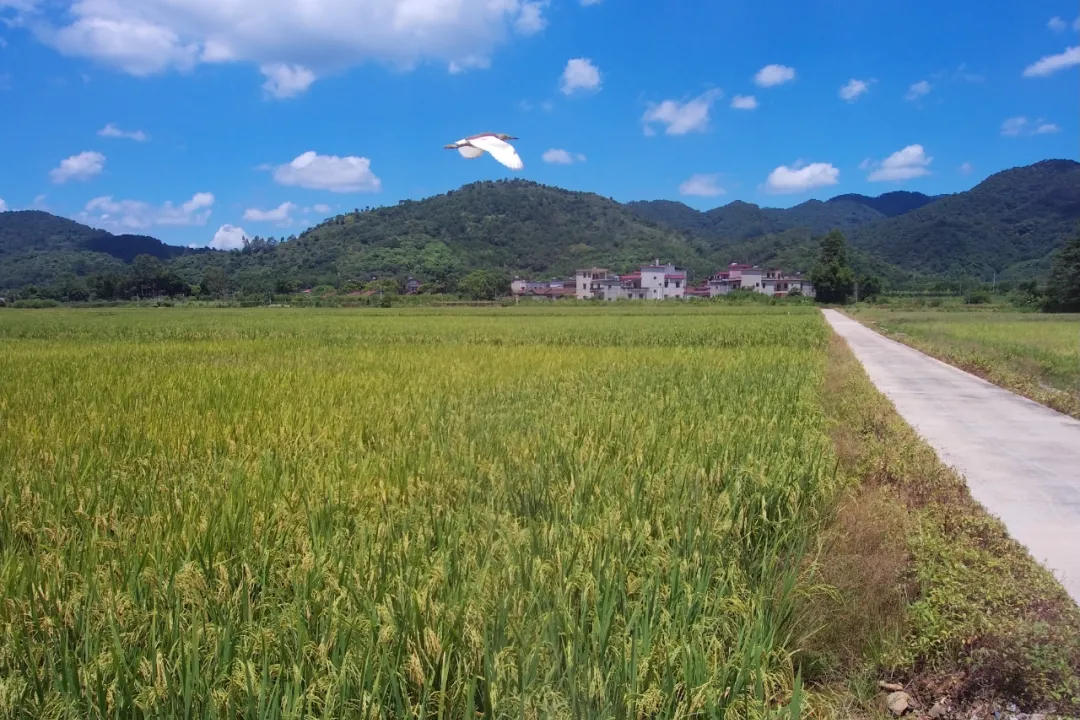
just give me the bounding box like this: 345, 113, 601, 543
574, 267, 613, 299
707, 263, 814, 298
577, 261, 688, 300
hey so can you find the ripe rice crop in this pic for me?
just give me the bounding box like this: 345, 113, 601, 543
0, 307, 836, 719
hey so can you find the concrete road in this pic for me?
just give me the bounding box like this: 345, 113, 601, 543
823, 309, 1080, 604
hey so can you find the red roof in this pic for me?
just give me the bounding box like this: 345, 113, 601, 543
620, 272, 641, 280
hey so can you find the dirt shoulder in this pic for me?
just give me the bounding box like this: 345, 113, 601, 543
803, 332, 1080, 718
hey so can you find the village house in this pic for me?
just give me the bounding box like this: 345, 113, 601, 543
574, 261, 687, 300
707, 263, 814, 298
511, 277, 575, 300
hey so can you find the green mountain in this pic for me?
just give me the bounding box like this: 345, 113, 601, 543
1, 160, 1077, 295
827, 191, 942, 217
0, 210, 200, 291
847, 160, 1080, 280
626, 193, 920, 241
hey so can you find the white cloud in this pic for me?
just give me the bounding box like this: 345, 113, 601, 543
1001, 116, 1029, 136
581, 0, 602, 4
30, 0, 549, 92
1002, 116, 1062, 136
867, 144, 932, 182
730, 94, 757, 110
50, 150, 105, 183
905, 80, 931, 101
0, 198, 6, 212
838, 78, 868, 101
753, 64, 795, 87
272, 151, 381, 193
514, 1, 547, 35
764, 162, 839, 193
541, 148, 585, 164
260, 63, 315, 99
560, 57, 601, 95
1047, 16, 1067, 32
1022, 46, 1080, 77
81, 192, 214, 230
210, 224, 248, 250
678, 173, 725, 197
312, 203, 331, 213
448, 55, 490, 74
642, 89, 722, 135
98, 122, 148, 141
32, 194, 47, 209
243, 201, 297, 222
959, 162, 973, 175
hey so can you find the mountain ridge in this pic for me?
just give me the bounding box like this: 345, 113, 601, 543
1, 159, 1078, 294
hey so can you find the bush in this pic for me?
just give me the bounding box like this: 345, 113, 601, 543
964, 290, 991, 304
11, 298, 61, 308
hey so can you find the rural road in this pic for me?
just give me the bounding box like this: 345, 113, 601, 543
823, 309, 1080, 605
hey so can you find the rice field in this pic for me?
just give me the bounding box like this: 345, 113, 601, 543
0, 306, 840, 719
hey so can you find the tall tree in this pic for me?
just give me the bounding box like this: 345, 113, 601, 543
811, 230, 855, 303
1044, 229, 1080, 312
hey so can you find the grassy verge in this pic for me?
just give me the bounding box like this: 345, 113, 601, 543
803, 333, 1080, 716
847, 307, 1080, 419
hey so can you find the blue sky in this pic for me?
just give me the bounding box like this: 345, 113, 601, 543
1, 1, 1078, 248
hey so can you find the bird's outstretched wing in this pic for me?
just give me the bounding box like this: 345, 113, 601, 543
468, 135, 524, 170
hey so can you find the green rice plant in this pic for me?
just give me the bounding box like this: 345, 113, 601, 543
0, 306, 837, 719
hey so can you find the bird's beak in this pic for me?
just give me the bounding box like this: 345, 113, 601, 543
443, 144, 456, 149
507, 136, 519, 140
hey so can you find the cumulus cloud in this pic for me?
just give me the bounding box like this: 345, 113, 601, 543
541, 148, 585, 164
98, 123, 148, 141
81, 192, 214, 230
1035, 122, 1060, 134
243, 201, 297, 222
678, 173, 725, 197
765, 162, 839, 194
838, 78, 868, 101
50, 150, 105, 183
272, 151, 381, 193
1047, 16, 1067, 32
642, 89, 722, 135
0, 198, 6, 212
210, 224, 248, 250
581, 0, 602, 4
26, 0, 549, 91
905, 80, 931, 101
1022, 46, 1080, 77
560, 57, 601, 94
260, 63, 315, 99
959, 162, 973, 175
730, 94, 757, 110
866, 144, 932, 182
312, 203, 331, 213
753, 64, 795, 87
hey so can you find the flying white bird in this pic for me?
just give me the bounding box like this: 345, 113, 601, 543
444, 133, 524, 170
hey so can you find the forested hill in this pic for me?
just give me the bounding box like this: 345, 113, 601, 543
0, 210, 198, 290
626, 191, 940, 241
848, 159, 1080, 281
1, 159, 1078, 295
